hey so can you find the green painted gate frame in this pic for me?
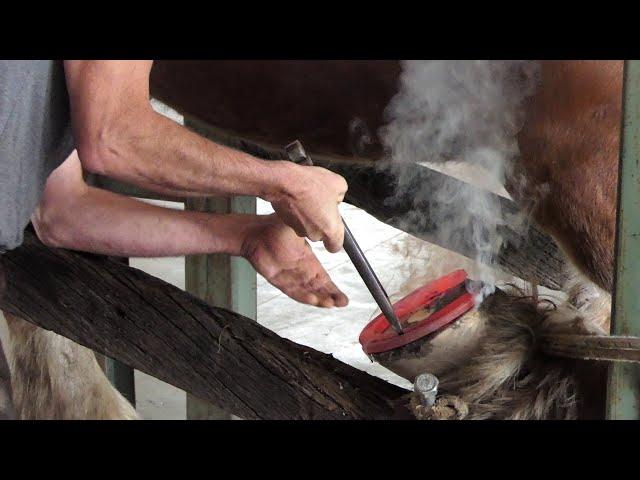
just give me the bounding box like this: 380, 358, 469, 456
607, 60, 640, 420
94, 116, 258, 419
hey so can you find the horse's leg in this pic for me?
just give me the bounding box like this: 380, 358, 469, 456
514, 61, 623, 293
0, 265, 16, 419
4, 312, 139, 420
0, 338, 15, 420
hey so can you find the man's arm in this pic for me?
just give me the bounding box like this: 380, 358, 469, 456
63, 60, 347, 252
33, 151, 348, 308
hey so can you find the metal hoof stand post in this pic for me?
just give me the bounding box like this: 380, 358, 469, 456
183, 116, 257, 420
607, 60, 640, 420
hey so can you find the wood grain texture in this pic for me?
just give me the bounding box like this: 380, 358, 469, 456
0, 228, 408, 420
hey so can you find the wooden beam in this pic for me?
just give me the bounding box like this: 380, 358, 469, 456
0, 229, 407, 420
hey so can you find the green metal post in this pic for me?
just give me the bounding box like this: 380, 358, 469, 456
104, 356, 136, 406
83, 175, 137, 408
184, 117, 258, 420
606, 60, 640, 419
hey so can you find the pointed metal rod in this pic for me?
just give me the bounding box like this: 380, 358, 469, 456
285, 140, 404, 335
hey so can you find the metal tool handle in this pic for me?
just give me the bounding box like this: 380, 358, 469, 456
284, 140, 404, 334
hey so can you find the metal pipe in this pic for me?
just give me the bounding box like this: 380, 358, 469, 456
606, 60, 640, 420
342, 222, 403, 334
285, 140, 404, 334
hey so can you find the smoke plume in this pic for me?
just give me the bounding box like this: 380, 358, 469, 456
380, 60, 540, 284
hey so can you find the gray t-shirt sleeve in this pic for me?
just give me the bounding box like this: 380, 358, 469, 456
0, 60, 74, 252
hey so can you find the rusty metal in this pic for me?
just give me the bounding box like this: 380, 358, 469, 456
606, 60, 640, 419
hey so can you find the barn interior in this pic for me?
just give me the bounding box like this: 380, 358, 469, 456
0, 60, 638, 420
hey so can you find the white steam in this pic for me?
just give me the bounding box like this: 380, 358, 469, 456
380, 60, 540, 284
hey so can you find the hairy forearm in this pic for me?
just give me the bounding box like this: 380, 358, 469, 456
33, 185, 259, 258
90, 107, 294, 201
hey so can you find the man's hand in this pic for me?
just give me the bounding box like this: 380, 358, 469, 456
269, 163, 348, 253
241, 214, 348, 308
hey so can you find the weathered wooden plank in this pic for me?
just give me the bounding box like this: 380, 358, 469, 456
0, 229, 407, 420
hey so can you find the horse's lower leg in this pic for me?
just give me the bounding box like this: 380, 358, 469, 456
0, 337, 15, 420
4, 312, 139, 420
0, 265, 16, 419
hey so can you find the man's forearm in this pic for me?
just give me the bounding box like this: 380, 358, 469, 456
91, 107, 294, 201
33, 184, 261, 258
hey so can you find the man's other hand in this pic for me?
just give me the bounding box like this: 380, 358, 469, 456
242, 214, 348, 308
